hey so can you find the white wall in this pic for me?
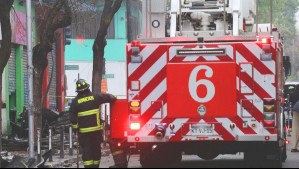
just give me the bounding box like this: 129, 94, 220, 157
65, 61, 93, 97
106, 61, 127, 99
1, 71, 5, 104
241, 0, 255, 18
65, 61, 127, 98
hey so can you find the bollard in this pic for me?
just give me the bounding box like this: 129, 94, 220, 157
49, 128, 53, 162
37, 128, 41, 161
60, 126, 65, 159
103, 104, 107, 146
69, 126, 73, 156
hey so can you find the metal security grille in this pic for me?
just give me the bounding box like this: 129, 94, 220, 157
23, 47, 29, 108
48, 44, 57, 109
8, 45, 16, 95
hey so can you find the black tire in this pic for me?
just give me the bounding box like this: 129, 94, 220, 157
282, 113, 288, 162
274, 146, 283, 168
197, 152, 219, 160
267, 152, 282, 168
282, 143, 287, 162
140, 144, 156, 167
140, 144, 182, 167
244, 151, 264, 168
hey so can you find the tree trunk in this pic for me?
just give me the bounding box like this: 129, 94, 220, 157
92, 0, 123, 94
0, 0, 14, 167
126, 0, 133, 43
0, 73, 2, 167
32, 0, 71, 138
32, 44, 50, 132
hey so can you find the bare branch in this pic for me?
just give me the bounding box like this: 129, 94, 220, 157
96, 0, 122, 40
111, 0, 123, 14
51, 0, 72, 30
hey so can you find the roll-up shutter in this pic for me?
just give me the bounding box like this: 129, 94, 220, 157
48, 44, 57, 109
23, 47, 29, 108
8, 45, 16, 95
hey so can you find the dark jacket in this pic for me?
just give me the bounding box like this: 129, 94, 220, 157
289, 89, 299, 107
70, 89, 116, 133
293, 101, 299, 112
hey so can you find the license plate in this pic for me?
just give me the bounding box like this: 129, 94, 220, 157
189, 124, 214, 136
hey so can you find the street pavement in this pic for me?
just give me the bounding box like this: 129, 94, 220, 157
43, 144, 112, 168
5, 134, 299, 168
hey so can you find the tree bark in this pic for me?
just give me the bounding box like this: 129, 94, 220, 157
0, 0, 14, 167
126, 0, 133, 43
0, 73, 3, 168
32, 0, 71, 134
92, 0, 123, 94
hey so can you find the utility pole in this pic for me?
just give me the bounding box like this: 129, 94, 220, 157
26, 0, 35, 159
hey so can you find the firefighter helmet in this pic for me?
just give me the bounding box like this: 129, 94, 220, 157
76, 79, 90, 92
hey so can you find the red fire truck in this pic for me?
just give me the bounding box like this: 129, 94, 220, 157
110, 0, 291, 167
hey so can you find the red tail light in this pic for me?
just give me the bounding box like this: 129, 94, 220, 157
263, 98, 275, 105
263, 120, 275, 127
257, 37, 272, 44
263, 99, 276, 128
261, 38, 271, 44
130, 115, 141, 130
135, 137, 140, 142
131, 40, 141, 46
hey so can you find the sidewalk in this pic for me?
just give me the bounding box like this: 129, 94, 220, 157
44, 145, 111, 168
44, 154, 81, 168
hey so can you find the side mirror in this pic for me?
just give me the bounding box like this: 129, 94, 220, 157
284, 56, 292, 77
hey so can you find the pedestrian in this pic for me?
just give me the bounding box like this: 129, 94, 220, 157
70, 79, 117, 168
290, 85, 299, 152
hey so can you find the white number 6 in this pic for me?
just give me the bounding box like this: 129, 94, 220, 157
189, 65, 215, 103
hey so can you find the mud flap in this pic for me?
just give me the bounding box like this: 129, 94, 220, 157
110, 140, 128, 168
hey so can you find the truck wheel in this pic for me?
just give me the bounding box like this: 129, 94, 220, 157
140, 144, 157, 167
282, 143, 287, 162
168, 151, 182, 166
140, 144, 181, 167
244, 151, 264, 168
272, 146, 283, 168
266, 151, 282, 168
282, 114, 287, 162
273, 156, 282, 168
197, 152, 219, 160
140, 153, 154, 168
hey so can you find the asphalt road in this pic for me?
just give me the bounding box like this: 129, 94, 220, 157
70, 135, 299, 168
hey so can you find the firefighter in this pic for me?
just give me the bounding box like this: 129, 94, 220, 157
290, 85, 299, 152
70, 79, 116, 168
